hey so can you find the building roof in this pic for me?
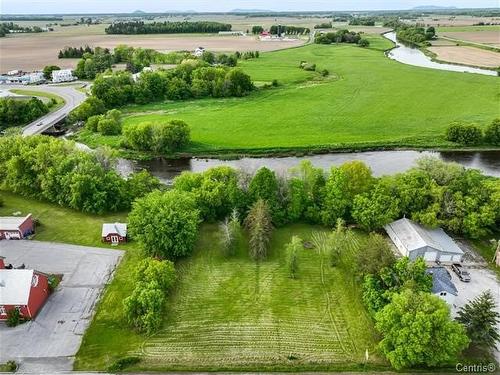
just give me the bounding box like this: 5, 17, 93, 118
426, 267, 458, 296
102, 223, 127, 237
384, 218, 463, 255
0, 269, 34, 305
0, 214, 31, 231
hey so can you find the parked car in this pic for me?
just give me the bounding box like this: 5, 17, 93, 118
451, 263, 471, 282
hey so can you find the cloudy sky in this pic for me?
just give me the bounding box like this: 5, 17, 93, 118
2, 0, 498, 14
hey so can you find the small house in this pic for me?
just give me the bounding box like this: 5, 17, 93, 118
0, 214, 34, 240
51, 69, 76, 83
384, 218, 463, 263
102, 223, 127, 244
0, 263, 50, 321
194, 47, 205, 57
426, 267, 458, 306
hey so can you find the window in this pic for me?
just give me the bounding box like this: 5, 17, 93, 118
0, 306, 5, 315
440, 292, 447, 296
15, 306, 21, 312
32, 274, 39, 287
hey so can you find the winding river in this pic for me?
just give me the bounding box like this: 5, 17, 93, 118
118, 150, 500, 184
115, 34, 500, 183
383, 31, 497, 76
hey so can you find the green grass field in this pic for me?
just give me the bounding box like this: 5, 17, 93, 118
0, 191, 131, 249
75, 224, 384, 371
9, 89, 65, 113
82, 33, 500, 156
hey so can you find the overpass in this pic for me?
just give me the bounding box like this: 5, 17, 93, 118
0, 83, 87, 136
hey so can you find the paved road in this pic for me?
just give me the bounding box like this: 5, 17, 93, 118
0, 83, 87, 136
0, 240, 123, 373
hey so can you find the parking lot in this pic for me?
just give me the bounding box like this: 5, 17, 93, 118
0, 241, 123, 373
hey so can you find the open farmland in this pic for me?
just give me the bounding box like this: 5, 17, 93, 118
76, 224, 382, 371
0, 24, 304, 71
101, 34, 500, 156
440, 30, 500, 47
427, 46, 500, 68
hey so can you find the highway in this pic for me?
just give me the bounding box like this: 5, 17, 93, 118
0, 83, 87, 136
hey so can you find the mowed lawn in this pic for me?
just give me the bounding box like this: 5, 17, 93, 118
119, 34, 500, 154
76, 224, 383, 371
0, 191, 131, 249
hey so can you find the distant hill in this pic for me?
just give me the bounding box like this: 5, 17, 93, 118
231, 9, 274, 13
132, 10, 145, 14
412, 5, 458, 10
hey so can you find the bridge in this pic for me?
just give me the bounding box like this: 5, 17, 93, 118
0, 83, 87, 136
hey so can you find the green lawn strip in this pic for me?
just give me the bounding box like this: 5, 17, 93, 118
9, 89, 65, 112
80, 34, 498, 157
470, 236, 500, 279
0, 191, 132, 250
76, 223, 386, 371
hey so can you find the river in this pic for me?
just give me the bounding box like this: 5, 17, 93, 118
384, 31, 497, 76
117, 150, 500, 184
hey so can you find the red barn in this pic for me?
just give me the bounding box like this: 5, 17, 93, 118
0, 267, 49, 321
102, 223, 127, 245
0, 214, 34, 240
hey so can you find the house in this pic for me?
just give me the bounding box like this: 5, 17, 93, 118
218, 31, 245, 36
51, 69, 76, 83
384, 218, 464, 263
0, 214, 34, 240
426, 267, 458, 306
102, 223, 127, 244
0, 260, 50, 321
194, 47, 206, 57
131, 66, 153, 82
26, 72, 45, 84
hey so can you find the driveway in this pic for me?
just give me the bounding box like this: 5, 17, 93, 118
0, 241, 123, 373
450, 261, 500, 363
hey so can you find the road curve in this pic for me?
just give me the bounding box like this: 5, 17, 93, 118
0, 83, 87, 136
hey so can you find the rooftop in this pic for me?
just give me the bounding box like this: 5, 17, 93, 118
385, 218, 464, 255
426, 267, 458, 296
102, 223, 127, 237
0, 269, 34, 305
0, 214, 31, 231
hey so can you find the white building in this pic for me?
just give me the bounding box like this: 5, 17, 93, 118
194, 47, 206, 57
51, 69, 76, 83
426, 267, 458, 306
26, 72, 45, 84
384, 218, 464, 264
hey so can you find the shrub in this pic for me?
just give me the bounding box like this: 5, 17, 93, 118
445, 122, 483, 145
84, 114, 103, 132
300, 63, 316, 71
107, 357, 141, 372
123, 120, 190, 154
97, 118, 121, 135
123, 282, 164, 333
358, 38, 370, 47
484, 118, 500, 145
285, 236, 301, 279
48, 275, 61, 292
6, 309, 22, 327
320, 69, 329, 77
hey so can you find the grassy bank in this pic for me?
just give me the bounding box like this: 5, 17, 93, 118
9, 88, 65, 112
75, 224, 385, 371
76, 33, 499, 158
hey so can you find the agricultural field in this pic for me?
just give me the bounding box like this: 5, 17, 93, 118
75, 224, 383, 371
412, 15, 499, 27
427, 46, 500, 68
85, 33, 500, 156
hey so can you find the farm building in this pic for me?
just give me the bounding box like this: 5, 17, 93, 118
51, 69, 76, 83
426, 267, 458, 306
0, 261, 50, 321
194, 47, 206, 57
102, 223, 127, 245
384, 218, 464, 263
0, 214, 34, 240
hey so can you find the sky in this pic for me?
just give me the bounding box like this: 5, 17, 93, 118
1, 0, 498, 14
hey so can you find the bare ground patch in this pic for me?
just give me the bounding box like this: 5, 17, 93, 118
427, 45, 500, 68
442, 31, 500, 47
0, 32, 304, 72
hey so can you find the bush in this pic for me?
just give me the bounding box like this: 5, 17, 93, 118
484, 118, 500, 145
445, 122, 483, 145
320, 69, 329, 77
300, 62, 316, 71
6, 309, 22, 327
123, 120, 190, 154
358, 38, 370, 47
107, 357, 141, 372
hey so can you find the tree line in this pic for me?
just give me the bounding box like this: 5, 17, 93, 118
0, 135, 161, 214
348, 17, 376, 26
396, 25, 436, 46
269, 25, 310, 35
315, 29, 370, 47
0, 22, 44, 37
0, 97, 51, 130
58, 46, 94, 59
445, 119, 500, 146
79, 60, 253, 110
105, 21, 232, 34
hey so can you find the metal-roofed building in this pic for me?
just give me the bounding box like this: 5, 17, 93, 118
426, 266, 458, 306
384, 218, 464, 264
102, 223, 127, 245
